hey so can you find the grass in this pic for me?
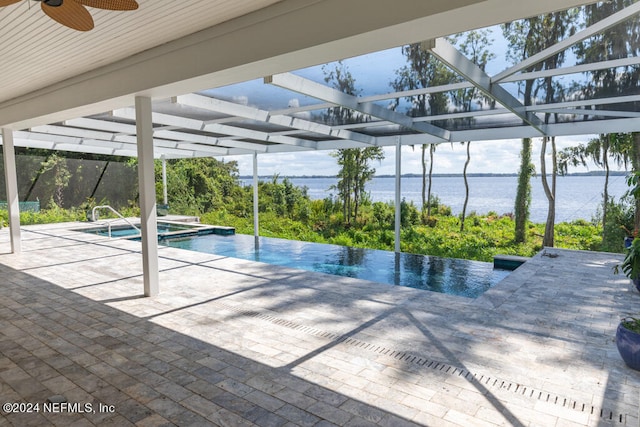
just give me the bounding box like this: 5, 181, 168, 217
201, 209, 603, 263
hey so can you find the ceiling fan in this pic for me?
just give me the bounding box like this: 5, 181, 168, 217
0, 0, 139, 31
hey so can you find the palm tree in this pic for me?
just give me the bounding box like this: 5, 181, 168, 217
559, 133, 631, 243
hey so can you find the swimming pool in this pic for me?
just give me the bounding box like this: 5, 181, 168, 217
79, 221, 234, 239
161, 233, 510, 298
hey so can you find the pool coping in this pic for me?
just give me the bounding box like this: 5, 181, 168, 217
73, 218, 235, 240
72, 219, 510, 300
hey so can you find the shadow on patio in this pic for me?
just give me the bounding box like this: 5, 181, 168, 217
1, 226, 639, 426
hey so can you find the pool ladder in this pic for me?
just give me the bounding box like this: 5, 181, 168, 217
91, 205, 140, 238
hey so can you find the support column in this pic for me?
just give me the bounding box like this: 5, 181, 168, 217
395, 136, 401, 254
2, 129, 21, 253
253, 152, 259, 249
135, 96, 159, 297
161, 155, 168, 206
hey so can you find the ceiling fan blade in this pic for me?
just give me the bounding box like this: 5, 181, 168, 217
78, 0, 137, 10
41, 0, 94, 31
0, 0, 22, 6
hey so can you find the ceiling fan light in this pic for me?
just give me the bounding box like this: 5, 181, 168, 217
0, 0, 139, 30
42, 0, 64, 7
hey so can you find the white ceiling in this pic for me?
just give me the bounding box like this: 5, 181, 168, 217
0, 0, 283, 104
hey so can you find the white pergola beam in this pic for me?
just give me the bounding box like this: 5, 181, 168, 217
371, 116, 640, 146
266, 73, 451, 141
361, 82, 473, 103
175, 94, 269, 122
316, 140, 371, 150
428, 38, 547, 134
500, 56, 640, 83
270, 102, 334, 116
30, 124, 117, 141
215, 140, 271, 152
492, 1, 640, 83
161, 156, 168, 206
270, 115, 375, 145
20, 131, 201, 158
136, 131, 224, 153
176, 93, 377, 146
537, 108, 640, 119
153, 134, 245, 154
203, 122, 318, 149
114, 107, 318, 151
65, 117, 136, 134
526, 94, 640, 111
154, 129, 267, 153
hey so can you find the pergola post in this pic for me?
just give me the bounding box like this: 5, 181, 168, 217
253, 152, 259, 249
161, 155, 168, 206
394, 136, 401, 254
2, 129, 21, 253
135, 96, 159, 297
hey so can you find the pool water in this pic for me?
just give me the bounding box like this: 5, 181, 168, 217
82, 221, 196, 238
162, 233, 510, 298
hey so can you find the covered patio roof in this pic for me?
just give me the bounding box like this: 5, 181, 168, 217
2, 1, 639, 159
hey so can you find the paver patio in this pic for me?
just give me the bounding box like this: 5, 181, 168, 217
0, 222, 639, 426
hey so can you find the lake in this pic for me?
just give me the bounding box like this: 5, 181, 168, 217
242, 174, 630, 223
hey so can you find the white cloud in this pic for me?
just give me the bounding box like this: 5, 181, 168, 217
232, 95, 249, 106
225, 134, 620, 177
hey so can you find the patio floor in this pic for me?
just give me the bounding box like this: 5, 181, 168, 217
0, 222, 639, 426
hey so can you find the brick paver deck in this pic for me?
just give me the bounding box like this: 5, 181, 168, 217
0, 222, 638, 426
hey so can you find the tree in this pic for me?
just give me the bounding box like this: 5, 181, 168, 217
575, 0, 640, 229
40, 153, 71, 208
323, 62, 384, 224
540, 136, 557, 246
503, 9, 578, 243
559, 133, 631, 243
391, 43, 457, 222
514, 138, 534, 243
460, 141, 471, 232
449, 30, 495, 230
158, 157, 241, 215
537, 11, 578, 247
503, 18, 543, 241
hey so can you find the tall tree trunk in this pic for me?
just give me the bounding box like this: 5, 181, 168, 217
515, 138, 533, 243
427, 145, 434, 217
541, 137, 557, 247
344, 175, 351, 225
515, 77, 535, 243
460, 142, 471, 232
602, 139, 610, 244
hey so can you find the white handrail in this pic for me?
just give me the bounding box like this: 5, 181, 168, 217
91, 205, 140, 238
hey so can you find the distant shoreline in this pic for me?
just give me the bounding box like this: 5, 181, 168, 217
240, 171, 628, 179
